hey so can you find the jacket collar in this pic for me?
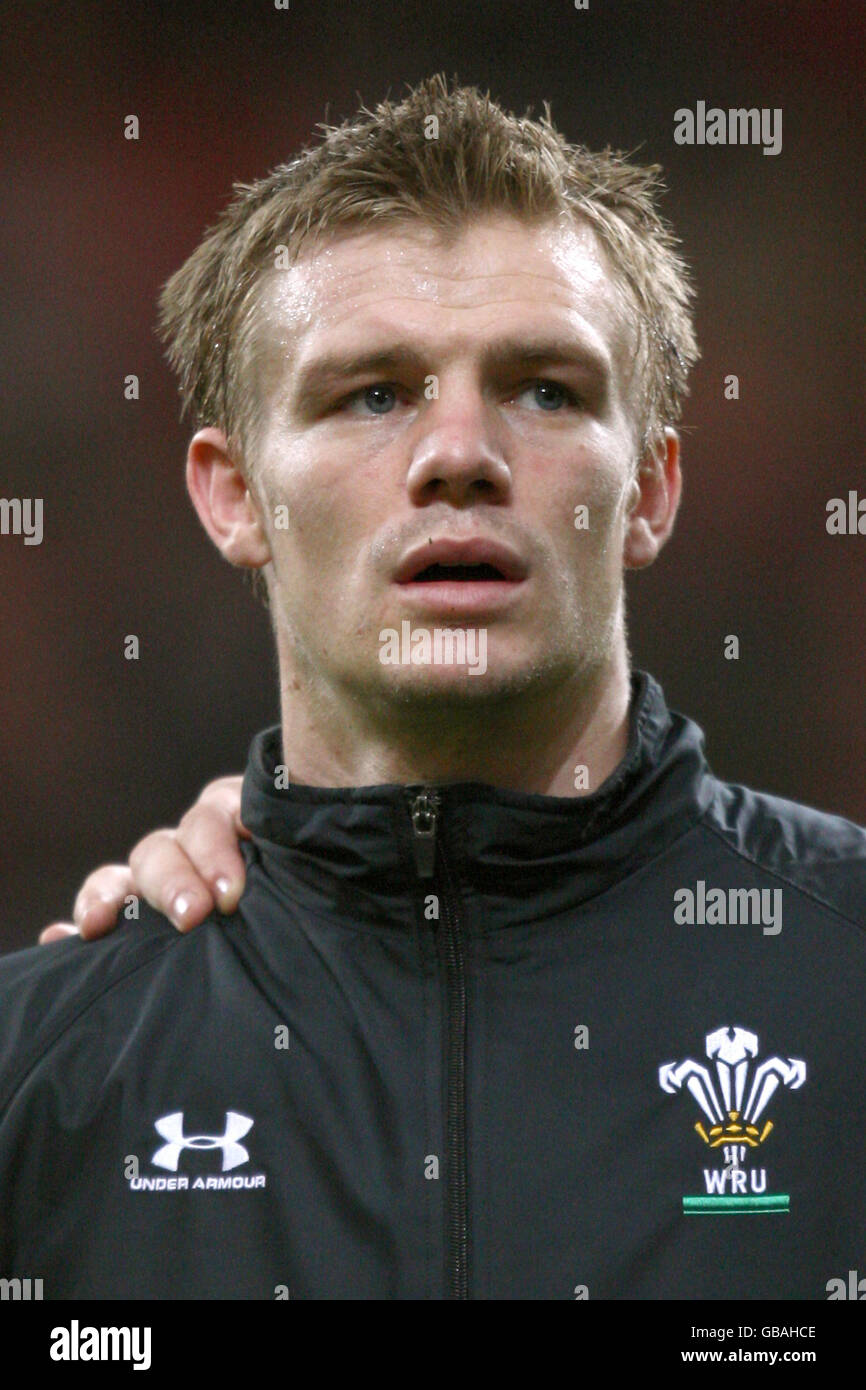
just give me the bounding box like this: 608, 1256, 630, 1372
240, 670, 715, 929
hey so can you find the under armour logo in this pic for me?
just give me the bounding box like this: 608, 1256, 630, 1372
151, 1111, 254, 1172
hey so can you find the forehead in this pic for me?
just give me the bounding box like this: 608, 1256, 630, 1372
257, 213, 636, 389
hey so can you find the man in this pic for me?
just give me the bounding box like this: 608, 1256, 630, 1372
5, 75, 866, 1300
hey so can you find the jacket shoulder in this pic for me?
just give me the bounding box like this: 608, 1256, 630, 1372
0, 913, 182, 1117
703, 778, 866, 928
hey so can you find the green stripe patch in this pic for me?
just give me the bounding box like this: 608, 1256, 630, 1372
683, 1194, 789, 1215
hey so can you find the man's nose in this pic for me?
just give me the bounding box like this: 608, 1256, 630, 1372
405, 387, 512, 504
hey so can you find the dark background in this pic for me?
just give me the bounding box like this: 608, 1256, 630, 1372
2, 0, 864, 952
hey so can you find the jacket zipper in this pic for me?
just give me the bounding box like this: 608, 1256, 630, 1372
407, 788, 468, 1300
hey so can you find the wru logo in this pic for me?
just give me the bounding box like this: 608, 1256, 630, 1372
659, 1025, 805, 1148
152, 1111, 254, 1172
659, 1026, 806, 1213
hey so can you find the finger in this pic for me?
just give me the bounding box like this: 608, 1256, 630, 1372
176, 796, 248, 915
73, 864, 138, 939
39, 923, 80, 945
128, 830, 215, 932
196, 776, 251, 839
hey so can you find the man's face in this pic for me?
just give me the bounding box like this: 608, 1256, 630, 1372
247, 213, 646, 711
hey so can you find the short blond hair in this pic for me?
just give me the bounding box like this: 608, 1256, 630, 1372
158, 74, 698, 592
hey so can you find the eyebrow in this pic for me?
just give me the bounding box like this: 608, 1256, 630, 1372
289, 335, 612, 414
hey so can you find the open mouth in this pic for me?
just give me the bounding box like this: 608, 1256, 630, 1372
408, 562, 508, 583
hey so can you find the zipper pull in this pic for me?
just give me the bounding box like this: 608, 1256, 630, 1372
407, 788, 440, 879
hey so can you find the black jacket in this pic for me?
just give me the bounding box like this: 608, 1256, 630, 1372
2, 672, 865, 1300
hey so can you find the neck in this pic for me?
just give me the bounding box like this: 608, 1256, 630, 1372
273, 638, 632, 797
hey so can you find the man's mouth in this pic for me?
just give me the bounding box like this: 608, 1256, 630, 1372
393, 544, 527, 614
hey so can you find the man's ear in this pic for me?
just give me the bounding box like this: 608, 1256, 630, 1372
185, 428, 272, 569
622, 427, 682, 570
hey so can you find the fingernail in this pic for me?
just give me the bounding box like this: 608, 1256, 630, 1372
172, 893, 192, 924
214, 876, 241, 913
77, 893, 113, 920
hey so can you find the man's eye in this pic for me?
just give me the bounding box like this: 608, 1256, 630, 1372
346, 384, 399, 415
515, 380, 580, 411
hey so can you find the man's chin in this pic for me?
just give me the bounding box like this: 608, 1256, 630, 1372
371, 654, 569, 711
383, 669, 497, 702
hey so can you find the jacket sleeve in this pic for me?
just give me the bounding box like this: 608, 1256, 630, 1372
0, 921, 177, 1271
